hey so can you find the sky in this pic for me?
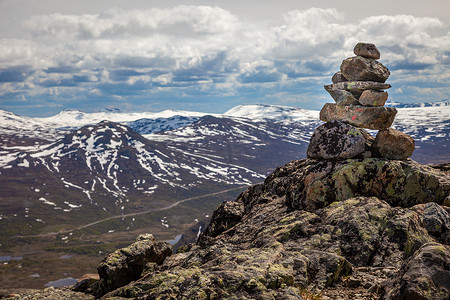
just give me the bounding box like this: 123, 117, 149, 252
0, 0, 449, 117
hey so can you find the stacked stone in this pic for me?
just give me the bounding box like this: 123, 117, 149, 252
307, 42, 415, 160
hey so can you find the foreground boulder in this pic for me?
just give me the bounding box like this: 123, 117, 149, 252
97, 158, 449, 300
92, 234, 172, 298
306, 121, 373, 160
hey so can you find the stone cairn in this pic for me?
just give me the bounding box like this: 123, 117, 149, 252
307, 42, 415, 160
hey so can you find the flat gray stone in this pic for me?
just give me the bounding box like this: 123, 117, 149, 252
320, 103, 397, 130
340, 56, 390, 83
307, 121, 373, 160
324, 81, 391, 96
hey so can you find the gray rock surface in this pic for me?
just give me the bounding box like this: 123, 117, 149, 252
413, 202, 450, 245
340, 56, 390, 83
354, 42, 381, 59
359, 90, 388, 107
372, 128, 415, 159
320, 103, 397, 130
306, 121, 373, 160
325, 81, 391, 97
384, 242, 450, 300
332, 71, 348, 83
326, 89, 360, 105
92, 233, 172, 298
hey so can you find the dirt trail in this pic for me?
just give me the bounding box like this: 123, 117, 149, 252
14, 185, 251, 238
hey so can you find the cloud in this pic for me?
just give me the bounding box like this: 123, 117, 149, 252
0, 66, 34, 82
0, 5, 449, 116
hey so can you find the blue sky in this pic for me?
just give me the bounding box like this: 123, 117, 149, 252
0, 0, 449, 117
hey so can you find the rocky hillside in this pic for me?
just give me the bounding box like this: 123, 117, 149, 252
64, 157, 449, 300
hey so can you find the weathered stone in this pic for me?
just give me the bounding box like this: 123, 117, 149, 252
320, 103, 397, 130
372, 128, 415, 159
326, 88, 360, 105
93, 233, 172, 298
301, 249, 352, 289
340, 56, 390, 83
198, 200, 244, 245
384, 242, 450, 300
412, 202, 450, 245
332, 71, 348, 83
72, 274, 99, 292
354, 42, 380, 59
307, 121, 373, 160
274, 159, 450, 211
359, 90, 388, 107
325, 81, 391, 98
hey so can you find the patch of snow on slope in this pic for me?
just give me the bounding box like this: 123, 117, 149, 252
224, 104, 319, 121
393, 106, 450, 140
38, 109, 208, 130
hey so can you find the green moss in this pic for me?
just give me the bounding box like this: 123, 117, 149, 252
266, 264, 295, 289
307, 180, 327, 204
309, 233, 332, 247
403, 228, 431, 258
120, 285, 143, 297
273, 213, 317, 241
346, 128, 362, 137
245, 277, 267, 292
279, 214, 297, 224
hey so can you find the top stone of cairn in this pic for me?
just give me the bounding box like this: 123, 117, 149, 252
354, 42, 380, 60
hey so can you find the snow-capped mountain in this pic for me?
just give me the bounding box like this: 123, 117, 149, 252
386, 99, 450, 108
224, 104, 319, 122
128, 115, 201, 134
39, 108, 208, 131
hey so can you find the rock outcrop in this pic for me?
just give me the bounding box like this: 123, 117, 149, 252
90, 234, 172, 298
83, 158, 450, 300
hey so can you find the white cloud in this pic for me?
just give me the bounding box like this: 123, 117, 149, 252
0, 5, 449, 114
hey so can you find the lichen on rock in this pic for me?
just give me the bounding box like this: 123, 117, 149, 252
93, 156, 449, 300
